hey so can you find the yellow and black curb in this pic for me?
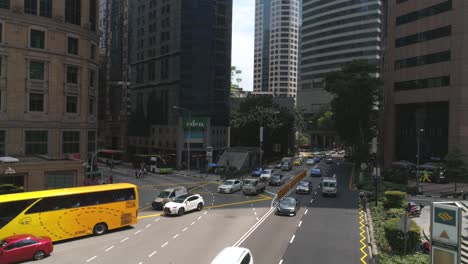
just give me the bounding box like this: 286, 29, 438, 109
358, 204, 369, 264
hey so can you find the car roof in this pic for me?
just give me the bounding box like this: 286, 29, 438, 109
211, 247, 250, 264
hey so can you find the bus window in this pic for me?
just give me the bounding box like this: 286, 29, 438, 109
0, 200, 36, 228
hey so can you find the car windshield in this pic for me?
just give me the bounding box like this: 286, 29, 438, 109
173, 197, 186, 203
0, 240, 6, 247
243, 180, 254, 186
313, 169, 321, 173
299, 181, 309, 186
157, 191, 171, 198
271, 175, 281, 180
223, 180, 235, 185
263, 170, 271, 173
280, 198, 296, 207
324, 182, 336, 187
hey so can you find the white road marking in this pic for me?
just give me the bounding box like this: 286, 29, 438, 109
86, 256, 97, 262
315, 192, 317, 195
198, 216, 202, 220
233, 206, 276, 247
204, 211, 207, 215
256, 217, 259, 221
310, 199, 314, 203
138, 262, 142, 264
148, 251, 157, 257
173, 234, 179, 239
182, 227, 188, 232
252, 207, 256, 211
146, 224, 151, 228
154, 218, 160, 222
161, 242, 168, 248
191, 221, 196, 225
120, 237, 129, 243
290, 235, 295, 244
279, 260, 284, 264
298, 221, 302, 227
305, 209, 308, 215
265, 190, 277, 196
135, 230, 142, 235
254, 211, 257, 215
105, 246, 114, 252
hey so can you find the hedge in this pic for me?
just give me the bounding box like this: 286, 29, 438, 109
384, 218, 421, 254
384, 191, 407, 208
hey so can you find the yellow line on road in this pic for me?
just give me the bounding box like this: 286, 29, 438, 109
359, 205, 368, 264
138, 212, 163, 219
205, 196, 272, 210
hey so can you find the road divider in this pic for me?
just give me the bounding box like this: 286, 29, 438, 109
274, 169, 308, 202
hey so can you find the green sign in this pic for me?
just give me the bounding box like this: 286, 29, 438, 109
183, 117, 208, 130
435, 207, 456, 226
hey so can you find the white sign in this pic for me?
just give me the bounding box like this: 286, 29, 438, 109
431, 203, 460, 246
398, 215, 411, 234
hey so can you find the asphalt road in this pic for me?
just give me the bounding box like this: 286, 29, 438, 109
28, 163, 306, 263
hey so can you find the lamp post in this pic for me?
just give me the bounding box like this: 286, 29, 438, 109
259, 111, 280, 167
416, 128, 424, 193
173, 106, 192, 172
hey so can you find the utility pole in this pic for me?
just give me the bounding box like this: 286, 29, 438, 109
416, 128, 424, 193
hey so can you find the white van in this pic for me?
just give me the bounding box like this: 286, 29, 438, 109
321, 175, 337, 197
152, 186, 188, 209
211, 247, 253, 264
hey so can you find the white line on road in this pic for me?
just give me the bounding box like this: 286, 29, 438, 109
310, 199, 314, 203
135, 230, 142, 235
191, 221, 196, 225
138, 262, 142, 264
204, 211, 207, 215
161, 242, 168, 248
252, 207, 256, 211
105, 246, 114, 252
86, 256, 97, 262
182, 227, 188, 232
298, 221, 302, 227
120, 237, 129, 243
265, 190, 277, 196
233, 206, 276, 247
148, 251, 157, 257
256, 217, 259, 221
279, 260, 284, 264
315, 192, 317, 195
290, 235, 295, 244
154, 218, 160, 222
305, 209, 308, 215
254, 211, 257, 215
198, 216, 202, 220
146, 224, 151, 228
173, 234, 179, 239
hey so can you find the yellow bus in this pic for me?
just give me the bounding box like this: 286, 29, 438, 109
0, 183, 138, 242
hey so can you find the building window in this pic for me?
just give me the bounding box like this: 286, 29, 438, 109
46, 171, 74, 189
161, 58, 168, 79
29, 61, 44, 80
89, 98, 94, 115
395, 51, 451, 70
396, 0, 452, 26
0, 0, 9, 9
89, 0, 96, 31
62, 131, 80, 154
0, 22, 3, 43
66, 95, 77, 113
40, 0, 52, 17
66, 65, 78, 84
29, 93, 44, 112
25, 130, 48, 155
394, 76, 450, 91
396, 26, 451, 48
90, 44, 96, 60
30, 29, 45, 49
87, 131, 96, 153
67, 36, 78, 55
24, 0, 37, 15
89, 70, 95, 88
65, 0, 81, 25
0, 130, 5, 155
148, 61, 155, 81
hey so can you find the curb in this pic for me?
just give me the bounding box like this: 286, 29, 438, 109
365, 208, 379, 264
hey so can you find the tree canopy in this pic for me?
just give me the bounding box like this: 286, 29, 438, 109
324, 60, 382, 162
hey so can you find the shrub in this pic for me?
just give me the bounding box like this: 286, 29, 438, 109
384, 218, 421, 254
384, 191, 407, 208
386, 208, 406, 220
379, 252, 429, 264
382, 169, 409, 185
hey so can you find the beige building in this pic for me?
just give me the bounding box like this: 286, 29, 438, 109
383, 0, 467, 166
0, 0, 99, 191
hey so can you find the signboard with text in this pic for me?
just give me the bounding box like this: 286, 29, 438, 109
183, 117, 208, 130
431, 202, 461, 264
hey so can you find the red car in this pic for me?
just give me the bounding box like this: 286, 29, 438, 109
0, 234, 53, 263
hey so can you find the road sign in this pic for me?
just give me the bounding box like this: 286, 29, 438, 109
399, 214, 411, 233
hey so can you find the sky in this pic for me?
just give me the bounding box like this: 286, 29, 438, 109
232, 0, 255, 91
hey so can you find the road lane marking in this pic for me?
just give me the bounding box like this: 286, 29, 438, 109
138, 213, 163, 220
204, 211, 207, 215
305, 209, 308, 215
173, 234, 179, 239
191, 221, 196, 225
135, 230, 142, 235
359, 205, 369, 263
290, 235, 295, 244
279, 260, 283, 264
161, 242, 168, 248
298, 221, 302, 227
265, 190, 277, 196
154, 218, 160, 222
198, 216, 202, 220
310, 199, 314, 203
146, 224, 151, 228
86, 256, 97, 262
138, 262, 142, 264
254, 211, 257, 215
233, 206, 276, 247
256, 217, 259, 221
315, 192, 317, 195
149, 251, 157, 257
206, 195, 271, 210
120, 237, 129, 243
105, 246, 114, 252
182, 227, 188, 232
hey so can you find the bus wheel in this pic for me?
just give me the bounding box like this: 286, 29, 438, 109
33, 250, 46, 260
93, 222, 108, 235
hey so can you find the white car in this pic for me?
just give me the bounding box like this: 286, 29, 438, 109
211, 247, 253, 264
163, 194, 204, 216
218, 179, 242, 193
306, 158, 315, 165
260, 169, 273, 181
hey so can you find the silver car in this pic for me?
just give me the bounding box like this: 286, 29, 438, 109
218, 179, 242, 193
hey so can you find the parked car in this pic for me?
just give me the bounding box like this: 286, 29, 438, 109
163, 194, 204, 216
152, 186, 188, 209
276, 196, 299, 216
242, 178, 267, 195
251, 167, 263, 177
310, 168, 322, 177
0, 234, 53, 263
260, 169, 273, 181
296, 180, 312, 194
269, 174, 284, 186
210, 247, 253, 264
306, 158, 315, 165
218, 179, 243, 193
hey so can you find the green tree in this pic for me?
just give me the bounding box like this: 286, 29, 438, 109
445, 147, 468, 192
324, 60, 382, 164
231, 66, 243, 97
297, 132, 310, 147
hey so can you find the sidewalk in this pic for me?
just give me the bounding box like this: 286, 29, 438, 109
409, 180, 468, 198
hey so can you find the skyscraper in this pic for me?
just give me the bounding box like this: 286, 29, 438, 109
298, 0, 383, 113
253, 0, 301, 99
127, 0, 232, 169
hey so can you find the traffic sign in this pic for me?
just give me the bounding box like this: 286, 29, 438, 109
431, 202, 461, 264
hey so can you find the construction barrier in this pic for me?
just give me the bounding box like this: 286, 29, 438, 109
276, 169, 308, 200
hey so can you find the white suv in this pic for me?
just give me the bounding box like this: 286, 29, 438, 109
260, 169, 273, 181
163, 194, 204, 216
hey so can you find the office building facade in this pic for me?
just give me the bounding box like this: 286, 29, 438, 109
383, 0, 467, 166
253, 0, 301, 99
298, 0, 383, 113
127, 0, 232, 169
0, 0, 99, 191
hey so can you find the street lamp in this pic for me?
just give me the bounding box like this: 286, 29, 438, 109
259, 111, 280, 167
173, 106, 192, 172
416, 128, 424, 193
